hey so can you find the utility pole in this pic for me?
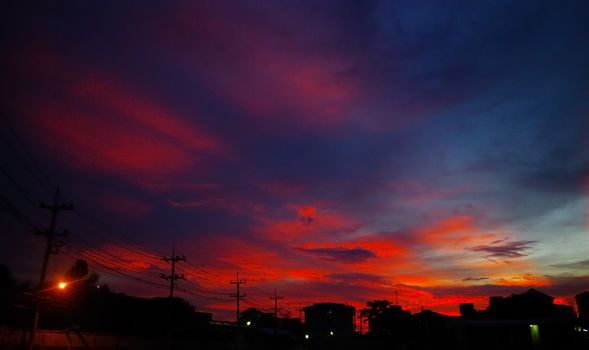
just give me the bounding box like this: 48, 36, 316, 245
29, 187, 73, 349
230, 272, 246, 324
297, 303, 303, 323
160, 244, 185, 350
160, 243, 185, 298
395, 290, 399, 306
36, 187, 73, 289
269, 289, 283, 336
270, 288, 283, 322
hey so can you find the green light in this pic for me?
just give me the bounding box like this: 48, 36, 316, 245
530, 324, 540, 346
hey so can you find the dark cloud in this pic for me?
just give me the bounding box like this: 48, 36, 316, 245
550, 259, 589, 269
296, 246, 376, 263
520, 160, 589, 195
418, 274, 589, 299
541, 275, 589, 296
326, 272, 387, 284
462, 277, 490, 282
471, 240, 537, 259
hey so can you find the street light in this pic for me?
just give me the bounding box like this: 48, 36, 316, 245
58, 282, 67, 290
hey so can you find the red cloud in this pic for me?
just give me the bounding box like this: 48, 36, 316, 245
297, 206, 317, 220
11, 48, 228, 191
30, 101, 194, 177
98, 191, 153, 218
255, 206, 355, 243
155, 4, 360, 128
389, 180, 471, 206
74, 80, 227, 156
415, 215, 497, 248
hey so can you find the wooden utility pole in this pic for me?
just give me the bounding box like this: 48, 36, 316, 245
230, 272, 246, 323
29, 187, 73, 349
160, 243, 185, 298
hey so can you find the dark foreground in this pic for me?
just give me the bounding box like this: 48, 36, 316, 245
2, 325, 588, 350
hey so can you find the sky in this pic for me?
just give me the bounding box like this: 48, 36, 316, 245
1, 0, 588, 321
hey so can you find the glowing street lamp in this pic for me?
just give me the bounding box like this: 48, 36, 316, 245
58, 282, 67, 290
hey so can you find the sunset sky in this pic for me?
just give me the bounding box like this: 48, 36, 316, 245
1, 1, 588, 320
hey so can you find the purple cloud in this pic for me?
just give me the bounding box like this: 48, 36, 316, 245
327, 272, 387, 284
462, 277, 490, 282
471, 240, 537, 259
296, 246, 376, 263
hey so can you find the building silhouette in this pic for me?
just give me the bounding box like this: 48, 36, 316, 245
303, 303, 355, 338
240, 307, 274, 327
459, 289, 577, 349
576, 291, 589, 326
460, 303, 477, 318
485, 288, 574, 319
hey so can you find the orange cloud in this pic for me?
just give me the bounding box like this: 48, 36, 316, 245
494, 273, 551, 287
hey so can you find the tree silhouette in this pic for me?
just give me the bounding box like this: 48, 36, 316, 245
65, 259, 99, 286
360, 299, 412, 336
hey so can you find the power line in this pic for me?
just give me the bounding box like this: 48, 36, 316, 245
175, 287, 232, 302
0, 113, 54, 194
0, 116, 166, 263
64, 239, 233, 300
63, 248, 169, 290
68, 208, 165, 259
0, 192, 37, 228
242, 298, 269, 311
184, 260, 224, 282
182, 279, 230, 295
0, 166, 42, 208
66, 235, 163, 277
70, 245, 163, 282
